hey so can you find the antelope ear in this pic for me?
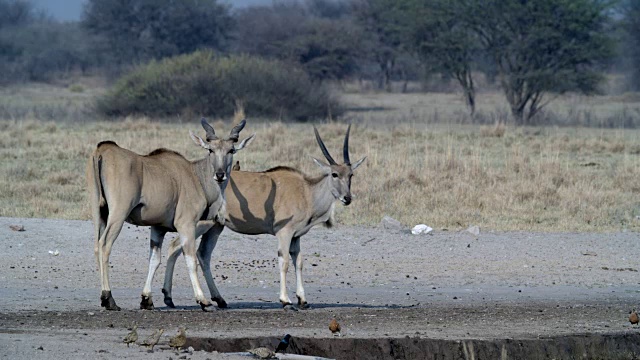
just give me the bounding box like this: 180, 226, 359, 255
234, 133, 255, 151
351, 156, 367, 171
311, 157, 331, 172
190, 130, 210, 150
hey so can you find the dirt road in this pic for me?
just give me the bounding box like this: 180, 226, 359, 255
1, 217, 638, 359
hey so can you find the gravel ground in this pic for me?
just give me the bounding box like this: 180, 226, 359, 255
1, 217, 639, 359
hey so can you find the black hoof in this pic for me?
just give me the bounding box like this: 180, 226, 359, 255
100, 290, 121, 311
297, 296, 310, 309
199, 301, 213, 312
283, 303, 298, 312
162, 288, 176, 308
213, 297, 228, 309
164, 297, 176, 308
140, 295, 154, 310
298, 302, 310, 310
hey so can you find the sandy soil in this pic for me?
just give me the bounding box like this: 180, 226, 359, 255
1, 217, 639, 359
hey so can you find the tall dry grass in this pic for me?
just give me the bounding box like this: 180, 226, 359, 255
344, 91, 640, 128
1, 117, 638, 232
0, 82, 100, 122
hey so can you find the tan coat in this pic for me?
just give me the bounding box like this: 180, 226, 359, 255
86, 119, 253, 311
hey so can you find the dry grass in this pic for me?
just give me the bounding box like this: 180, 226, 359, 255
1, 115, 639, 232
1, 83, 639, 231
343, 91, 640, 127
0, 82, 99, 121
480, 121, 506, 137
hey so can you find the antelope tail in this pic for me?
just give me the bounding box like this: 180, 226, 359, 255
87, 153, 107, 225
87, 151, 108, 269
93, 154, 107, 208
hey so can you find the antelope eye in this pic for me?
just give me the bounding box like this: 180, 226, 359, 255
228, 149, 236, 155
331, 173, 338, 178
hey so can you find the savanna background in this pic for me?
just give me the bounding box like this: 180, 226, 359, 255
1, 0, 639, 232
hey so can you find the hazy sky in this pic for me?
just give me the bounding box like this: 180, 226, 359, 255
31, 0, 272, 22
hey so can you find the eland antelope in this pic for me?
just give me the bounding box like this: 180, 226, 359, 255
86, 118, 254, 311
160, 125, 366, 310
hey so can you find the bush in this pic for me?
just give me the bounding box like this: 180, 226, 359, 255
0, 22, 98, 84
96, 50, 341, 120
68, 84, 84, 93
83, 0, 232, 65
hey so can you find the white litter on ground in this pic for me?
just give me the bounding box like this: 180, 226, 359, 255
411, 224, 433, 235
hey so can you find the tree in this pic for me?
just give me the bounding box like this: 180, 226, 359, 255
0, 0, 37, 83
3, 22, 98, 81
463, 0, 613, 125
406, 0, 479, 115
82, 0, 232, 65
291, 17, 363, 81
306, 0, 352, 19
620, 0, 640, 91
352, 0, 412, 91
0, 0, 33, 29
232, 2, 362, 82
0, 1, 96, 84
232, 3, 308, 60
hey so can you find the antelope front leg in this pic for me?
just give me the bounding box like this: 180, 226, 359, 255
289, 236, 308, 309
162, 221, 214, 308
176, 226, 211, 310
276, 229, 294, 309
198, 224, 227, 308
140, 227, 166, 310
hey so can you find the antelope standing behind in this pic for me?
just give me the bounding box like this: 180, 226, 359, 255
86, 119, 254, 311
161, 126, 366, 310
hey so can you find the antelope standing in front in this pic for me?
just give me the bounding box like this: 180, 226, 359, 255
161, 126, 366, 310
86, 119, 254, 311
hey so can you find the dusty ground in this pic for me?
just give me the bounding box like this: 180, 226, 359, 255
1, 217, 639, 359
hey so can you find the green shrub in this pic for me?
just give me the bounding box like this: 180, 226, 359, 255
0, 22, 97, 84
68, 84, 84, 93
96, 50, 342, 120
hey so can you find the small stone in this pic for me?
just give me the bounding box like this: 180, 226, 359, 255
466, 225, 480, 236
380, 216, 402, 230
87, 312, 95, 316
